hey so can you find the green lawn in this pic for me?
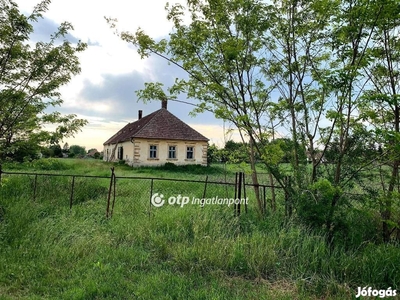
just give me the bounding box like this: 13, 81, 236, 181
0, 159, 398, 299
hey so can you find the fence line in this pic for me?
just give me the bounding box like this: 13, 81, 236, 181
0, 166, 284, 218
0, 169, 281, 188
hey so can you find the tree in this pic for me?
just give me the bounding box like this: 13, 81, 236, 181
0, 0, 87, 162
108, 0, 276, 215
62, 142, 69, 153
358, 0, 400, 242
48, 143, 62, 157
223, 140, 249, 163
69, 145, 86, 157
207, 144, 221, 165
108, 0, 400, 243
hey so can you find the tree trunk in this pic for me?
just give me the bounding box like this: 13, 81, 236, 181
249, 139, 263, 215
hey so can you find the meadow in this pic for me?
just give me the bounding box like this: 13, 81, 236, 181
0, 159, 399, 299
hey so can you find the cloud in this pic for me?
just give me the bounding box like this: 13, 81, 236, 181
87, 39, 101, 47
13, 0, 225, 150
30, 16, 80, 44
57, 51, 220, 124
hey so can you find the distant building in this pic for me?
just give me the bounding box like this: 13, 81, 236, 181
103, 100, 209, 166
86, 149, 100, 158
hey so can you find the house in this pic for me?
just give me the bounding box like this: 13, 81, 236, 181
103, 100, 209, 166
86, 148, 100, 158
306, 150, 327, 164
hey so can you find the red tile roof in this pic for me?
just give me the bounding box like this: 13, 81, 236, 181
87, 149, 99, 156
103, 108, 209, 145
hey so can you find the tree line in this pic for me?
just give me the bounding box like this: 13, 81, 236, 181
108, 0, 400, 245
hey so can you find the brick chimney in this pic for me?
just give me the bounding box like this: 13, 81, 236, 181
161, 99, 168, 109
138, 110, 143, 120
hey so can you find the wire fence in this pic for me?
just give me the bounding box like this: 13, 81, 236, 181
0, 166, 286, 218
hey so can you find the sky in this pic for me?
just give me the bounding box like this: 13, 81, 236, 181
14, 0, 239, 151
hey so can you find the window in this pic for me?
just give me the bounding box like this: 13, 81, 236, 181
117, 146, 123, 160
186, 146, 194, 159
149, 145, 157, 158
168, 146, 176, 159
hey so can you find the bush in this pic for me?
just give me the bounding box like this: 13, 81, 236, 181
163, 162, 177, 170
30, 158, 69, 171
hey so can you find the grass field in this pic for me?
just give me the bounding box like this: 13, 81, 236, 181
0, 158, 399, 299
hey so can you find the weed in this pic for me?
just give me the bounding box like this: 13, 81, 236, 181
0, 159, 398, 299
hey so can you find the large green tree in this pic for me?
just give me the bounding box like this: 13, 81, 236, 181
0, 0, 87, 161
358, 0, 400, 242
108, 0, 278, 214
69, 144, 86, 157
109, 0, 400, 243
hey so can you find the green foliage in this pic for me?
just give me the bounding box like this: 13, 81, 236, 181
108, 0, 400, 238
297, 179, 338, 228
29, 158, 69, 170
223, 140, 250, 164
0, 0, 87, 162
0, 171, 399, 299
206, 144, 220, 164
140, 162, 222, 175
48, 144, 63, 158
262, 141, 285, 166
69, 144, 86, 156
0, 159, 399, 298
3, 139, 43, 162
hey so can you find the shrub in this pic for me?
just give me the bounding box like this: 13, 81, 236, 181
30, 158, 69, 171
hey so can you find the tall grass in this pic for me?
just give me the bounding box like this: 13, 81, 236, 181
0, 159, 399, 299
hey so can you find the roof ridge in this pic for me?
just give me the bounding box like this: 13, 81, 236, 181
103, 108, 208, 145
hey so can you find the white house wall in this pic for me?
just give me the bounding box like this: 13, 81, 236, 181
103, 141, 134, 164
104, 139, 208, 166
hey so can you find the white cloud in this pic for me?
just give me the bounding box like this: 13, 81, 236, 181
13, 0, 225, 150
17, 0, 176, 39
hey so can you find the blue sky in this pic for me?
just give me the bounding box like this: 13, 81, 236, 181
15, 0, 236, 150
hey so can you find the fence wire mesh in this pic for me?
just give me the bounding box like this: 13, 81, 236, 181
0, 168, 285, 218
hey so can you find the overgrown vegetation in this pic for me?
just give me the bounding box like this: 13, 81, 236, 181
0, 159, 399, 299
2, 0, 400, 297
107, 0, 400, 247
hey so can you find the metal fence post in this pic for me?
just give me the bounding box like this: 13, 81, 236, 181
111, 173, 116, 217
70, 176, 75, 210
106, 167, 115, 218
263, 186, 266, 213
149, 178, 154, 219
202, 175, 208, 207
33, 174, 38, 202
236, 172, 242, 217
243, 173, 247, 214
234, 172, 238, 215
